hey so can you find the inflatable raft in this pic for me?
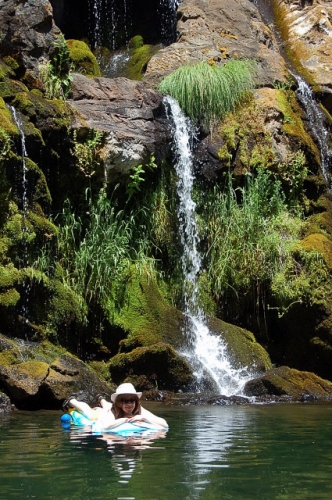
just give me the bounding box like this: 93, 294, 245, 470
60, 410, 164, 436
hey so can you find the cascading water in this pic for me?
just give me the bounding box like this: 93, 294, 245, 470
10, 106, 30, 336
89, 0, 103, 48
158, 0, 179, 45
294, 75, 332, 187
164, 96, 252, 396
89, 0, 132, 50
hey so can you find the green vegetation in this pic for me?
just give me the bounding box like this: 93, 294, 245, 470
39, 34, 73, 99
67, 39, 101, 77
201, 169, 329, 316
72, 129, 104, 179
126, 155, 157, 199
33, 187, 158, 324
157, 60, 255, 127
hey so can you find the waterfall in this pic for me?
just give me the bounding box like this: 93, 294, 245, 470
294, 76, 332, 187
10, 106, 30, 335
89, 0, 131, 50
89, 0, 103, 48
158, 0, 179, 45
164, 96, 252, 396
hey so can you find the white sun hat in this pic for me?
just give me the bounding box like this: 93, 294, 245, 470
111, 383, 142, 402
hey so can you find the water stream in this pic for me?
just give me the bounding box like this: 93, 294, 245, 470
10, 106, 30, 335
164, 96, 252, 396
294, 75, 332, 187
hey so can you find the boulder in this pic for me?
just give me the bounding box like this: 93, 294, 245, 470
207, 317, 272, 373
109, 343, 194, 391
244, 365, 332, 400
0, 352, 114, 410
273, 0, 332, 113
68, 73, 171, 179
144, 0, 288, 88
0, 0, 60, 77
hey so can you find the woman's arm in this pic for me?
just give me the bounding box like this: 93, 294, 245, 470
129, 407, 168, 428
102, 416, 129, 429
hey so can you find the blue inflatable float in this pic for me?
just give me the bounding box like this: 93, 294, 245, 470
60, 410, 163, 436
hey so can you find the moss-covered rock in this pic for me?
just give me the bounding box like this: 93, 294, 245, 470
109, 342, 193, 390
215, 88, 321, 193
207, 317, 272, 372
299, 233, 332, 270
244, 365, 332, 400
126, 43, 160, 81
0, 336, 114, 409
114, 268, 184, 350
67, 40, 101, 77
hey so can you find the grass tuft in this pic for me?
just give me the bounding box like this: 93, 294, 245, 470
157, 60, 255, 127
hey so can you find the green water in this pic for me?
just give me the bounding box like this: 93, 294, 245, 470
1, 403, 332, 499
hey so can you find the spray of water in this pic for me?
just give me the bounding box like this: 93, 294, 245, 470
164, 96, 252, 396
295, 75, 332, 187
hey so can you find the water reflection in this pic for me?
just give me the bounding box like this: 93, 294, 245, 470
68, 426, 168, 485
1, 406, 332, 499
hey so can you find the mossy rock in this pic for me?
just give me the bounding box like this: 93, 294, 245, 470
109, 342, 193, 390
244, 366, 332, 400
113, 268, 184, 350
126, 44, 160, 81
0, 78, 28, 101
67, 40, 101, 77
207, 316, 272, 372
0, 60, 16, 81
298, 233, 332, 270
10, 89, 73, 132
0, 361, 50, 402
217, 88, 320, 183
0, 97, 19, 136
129, 36, 144, 49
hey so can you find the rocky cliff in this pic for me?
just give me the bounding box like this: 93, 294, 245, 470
0, 0, 332, 409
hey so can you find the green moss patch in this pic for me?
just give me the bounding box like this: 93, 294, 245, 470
67, 40, 101, 77
299, 233, 332, 270
113, 268, 183, 349
109, 342, 193, 390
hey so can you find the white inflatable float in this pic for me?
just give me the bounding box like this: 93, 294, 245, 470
60, 410, 167, 436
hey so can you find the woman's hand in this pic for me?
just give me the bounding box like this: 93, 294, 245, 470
128, 415, 146, 423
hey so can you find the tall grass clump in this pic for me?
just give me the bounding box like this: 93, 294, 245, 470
34, 187, 157, 320
203, 170, 303, 299
157, 59, 255, 127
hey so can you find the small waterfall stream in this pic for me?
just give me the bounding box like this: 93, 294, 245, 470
10, 106, 30, 335
164, 96, 252, 396
294, 75, 332, 187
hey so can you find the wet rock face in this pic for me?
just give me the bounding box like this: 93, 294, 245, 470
69, 73, 172, 179
0, 0, 60, 76
274, 0, 332, 109
144, 0, 288, 88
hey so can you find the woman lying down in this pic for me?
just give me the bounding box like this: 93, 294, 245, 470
62, 383, 169, 430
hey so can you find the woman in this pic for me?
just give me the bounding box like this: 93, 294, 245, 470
63, 383, 168, 430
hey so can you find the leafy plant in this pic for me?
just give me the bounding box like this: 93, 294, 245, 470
126, 155, 157, 199
72, 129, 104, 179
157, 59, 255, 128
39, 34, 73, 99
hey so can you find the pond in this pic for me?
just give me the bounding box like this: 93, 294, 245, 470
1, 402, 332, 499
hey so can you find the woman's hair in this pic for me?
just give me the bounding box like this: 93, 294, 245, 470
111, 396, 141, 419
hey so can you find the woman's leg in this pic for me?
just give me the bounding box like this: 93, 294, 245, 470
70, 398, 98, 420
99, 397, 113, 412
